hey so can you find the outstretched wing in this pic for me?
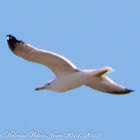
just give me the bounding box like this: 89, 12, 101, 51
86, 67, 134, 94
7, 35, 78, 76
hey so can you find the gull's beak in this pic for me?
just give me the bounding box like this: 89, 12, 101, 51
35, 86, 45, 91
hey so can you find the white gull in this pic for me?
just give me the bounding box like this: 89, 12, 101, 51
7, 35, 134, 94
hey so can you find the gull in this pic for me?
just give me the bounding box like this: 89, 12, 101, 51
7, 35, 134, 94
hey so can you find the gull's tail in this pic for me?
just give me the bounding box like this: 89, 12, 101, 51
85, 67, 134, 95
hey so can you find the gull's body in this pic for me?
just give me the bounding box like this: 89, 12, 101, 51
7, 35, 134, 94
47, 71, 88, 92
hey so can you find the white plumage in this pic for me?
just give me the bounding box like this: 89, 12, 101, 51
7, 35, 134, 94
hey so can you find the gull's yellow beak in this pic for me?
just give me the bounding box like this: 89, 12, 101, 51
35, 86, 45, 91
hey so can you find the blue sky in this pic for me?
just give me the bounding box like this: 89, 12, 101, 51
0, 0, 139, 140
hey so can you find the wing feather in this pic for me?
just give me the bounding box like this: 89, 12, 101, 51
7, 35, 78, 76
86, 76, 134, 94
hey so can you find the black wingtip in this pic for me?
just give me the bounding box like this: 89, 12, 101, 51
7, 35, 15, 40
7, 34, 19, 51
125, 89, 135, 94
111, 88, 135, 95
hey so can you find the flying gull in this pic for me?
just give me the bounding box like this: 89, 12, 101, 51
7, 35, 134, 94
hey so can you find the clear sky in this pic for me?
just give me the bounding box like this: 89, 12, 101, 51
0, 0, 139, 140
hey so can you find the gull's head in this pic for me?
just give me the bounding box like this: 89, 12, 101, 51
35, 81, 53, 91
7, 35, 19, 52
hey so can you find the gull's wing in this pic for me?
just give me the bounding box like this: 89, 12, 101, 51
7, 35, 78, 76
86, 67, 134, 94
